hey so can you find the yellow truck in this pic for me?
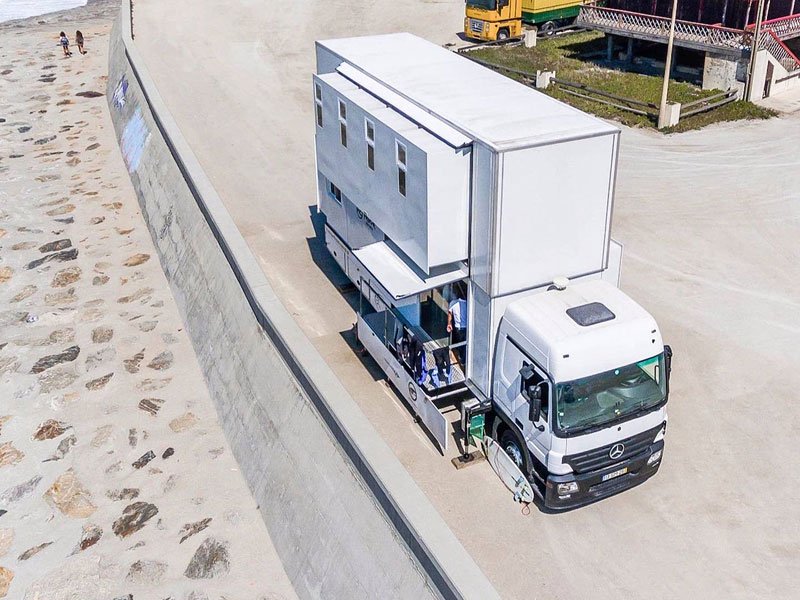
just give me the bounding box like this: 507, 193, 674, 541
465, 0, 592, 41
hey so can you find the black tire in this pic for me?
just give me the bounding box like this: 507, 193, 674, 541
500, 429, 525, 471
541, 21, 556, 36
497, 28, 510, 41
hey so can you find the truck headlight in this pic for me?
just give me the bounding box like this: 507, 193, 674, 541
647, 450, 662, 466
557, 482, 578, 495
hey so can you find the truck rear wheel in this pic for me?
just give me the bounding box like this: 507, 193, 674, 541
541, 21, 556, 36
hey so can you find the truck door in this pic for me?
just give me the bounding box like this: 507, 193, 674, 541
516, 362, 551, 471
496, 336, 552, 469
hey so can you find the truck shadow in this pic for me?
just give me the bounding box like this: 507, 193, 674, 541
337, 324, 386, 383
305, 204, 360, 313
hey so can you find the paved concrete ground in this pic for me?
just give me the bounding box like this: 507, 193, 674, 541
131, 1, 799, 598
0, 10, 297, 600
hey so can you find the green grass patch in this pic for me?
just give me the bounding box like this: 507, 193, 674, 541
469, 32, 776, 132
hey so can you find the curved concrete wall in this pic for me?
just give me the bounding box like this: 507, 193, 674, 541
106, 3, 499, 600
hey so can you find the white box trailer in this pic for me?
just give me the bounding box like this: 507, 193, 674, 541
313, 33, 672, 510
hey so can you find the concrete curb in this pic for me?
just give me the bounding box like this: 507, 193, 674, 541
113, 2, 500, 599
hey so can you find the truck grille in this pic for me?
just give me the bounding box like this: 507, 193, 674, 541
469, 19, 484, 33
562, 424, 663, 474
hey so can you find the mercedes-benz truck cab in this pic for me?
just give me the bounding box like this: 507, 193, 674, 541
490, 279, 671, 509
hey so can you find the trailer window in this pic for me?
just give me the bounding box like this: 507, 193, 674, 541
396, 140, 407, 197
314, 83, 323, 128
328, 181, 342, 204
338, 99, 347, 148
365, 119, 375, 171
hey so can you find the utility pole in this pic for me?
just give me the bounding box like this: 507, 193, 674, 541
657, 0, 679, 129
745, 0, 767, 101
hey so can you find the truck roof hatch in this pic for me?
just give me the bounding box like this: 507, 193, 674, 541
566, 302, 615, 327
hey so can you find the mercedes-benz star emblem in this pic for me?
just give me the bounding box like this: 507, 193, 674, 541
609, 443, 625, 460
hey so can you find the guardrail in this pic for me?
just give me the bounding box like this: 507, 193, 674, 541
457, 37, 523, 53
551, 77, 658, 117
680, 88, 738, 117
577, 6, 749, 51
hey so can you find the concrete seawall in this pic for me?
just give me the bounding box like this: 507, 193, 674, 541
105, 2, 499, 599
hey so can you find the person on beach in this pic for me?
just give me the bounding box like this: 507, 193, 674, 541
59, 31, 71, 57
75, 30, 86, 54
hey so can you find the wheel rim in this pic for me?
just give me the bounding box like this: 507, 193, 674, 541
504, 442, 523, 468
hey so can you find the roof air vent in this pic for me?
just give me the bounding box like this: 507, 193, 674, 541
566, 302, 615, 327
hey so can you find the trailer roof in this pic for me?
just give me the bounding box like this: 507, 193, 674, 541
317, 33, 618, 151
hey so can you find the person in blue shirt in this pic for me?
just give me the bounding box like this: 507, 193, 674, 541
447, 287, 468, 365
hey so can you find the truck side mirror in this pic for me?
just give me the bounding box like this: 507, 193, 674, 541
664, 345, 673, 379
664, 345, 673, 394
528, 384, 542, 423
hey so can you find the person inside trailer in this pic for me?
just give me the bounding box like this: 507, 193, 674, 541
447, 283, 468, 366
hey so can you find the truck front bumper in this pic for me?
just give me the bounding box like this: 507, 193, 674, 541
543, 440, 665, 510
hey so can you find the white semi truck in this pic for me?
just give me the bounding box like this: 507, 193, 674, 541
313, 33, 672, 509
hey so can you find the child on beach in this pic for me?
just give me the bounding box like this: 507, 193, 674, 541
59, 31, 71, 57
75, 30, 86, 54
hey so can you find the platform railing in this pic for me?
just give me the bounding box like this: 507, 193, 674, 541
751, 13, 800, 41
760, 29, 800, 72
578, 6, 800, 75
577, 6, 749, 51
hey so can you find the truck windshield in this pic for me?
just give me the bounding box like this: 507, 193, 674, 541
467, 0, 498, 10
555, 354, 666, 435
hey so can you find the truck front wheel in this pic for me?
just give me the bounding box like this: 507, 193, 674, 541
497, 28, 510, 41
500, 430, 524, 470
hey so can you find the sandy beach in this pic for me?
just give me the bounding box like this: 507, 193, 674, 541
0, 6, 296, 600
